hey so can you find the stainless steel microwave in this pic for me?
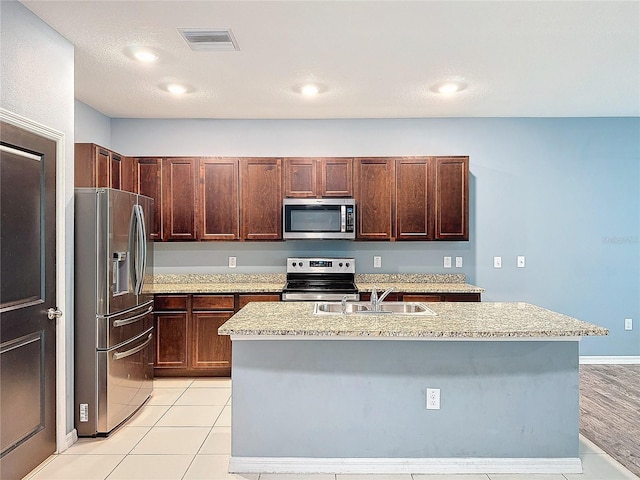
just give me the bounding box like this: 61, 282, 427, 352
283, 198, 356, 239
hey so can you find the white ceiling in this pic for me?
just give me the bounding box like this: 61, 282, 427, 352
22, 0, 640, 119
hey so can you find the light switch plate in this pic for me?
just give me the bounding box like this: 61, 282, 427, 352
455, 256, 463, 268
373, 256, 382, 268
444, 256, 452, 268
517, 256, 526, 268
493, 256, 502, 268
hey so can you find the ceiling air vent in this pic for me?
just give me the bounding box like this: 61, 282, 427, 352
178, 28, 239, 51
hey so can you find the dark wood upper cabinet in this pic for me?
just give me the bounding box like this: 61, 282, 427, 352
162, 157, 197, 241
320, 158, 353, 197
241, 158, 282, 240
284, 157, 353, 198
81, 154, 468, 243
355, 158, 395, 240
284, 158, 317, 197
75, 143, 128, 190
120, 156, 134, 193
395, 157, 433, 240
198, 158, 240, 241
133, 157, 163, 240
109, 153, 122, 190
434, 156, 469, 241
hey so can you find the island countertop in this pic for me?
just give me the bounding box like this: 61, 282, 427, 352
218, 301, 608, 339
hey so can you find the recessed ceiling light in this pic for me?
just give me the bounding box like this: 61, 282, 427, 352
133, 48, 159, 63
160, 83, 191, 95
294, 83, 328, 97
431, 81, 467, 95
301, 84, 319, 96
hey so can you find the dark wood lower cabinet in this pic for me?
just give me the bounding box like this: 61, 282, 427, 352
191, 312, 233, 373
155, 312, 189, 369
154, 293, 281, 377
360, 292, 481, 302
403, 292, 481, 302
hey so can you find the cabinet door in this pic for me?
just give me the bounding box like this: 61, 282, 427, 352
198, 158, 240, 240
163, 158, 197, 241
154, 312, 188, 369
241, 158, 282, 240
355, 158, 395, 240
284, 158, 317, 197
190, 312, 233, 371
321, 158, 353, 197
434, 156, 469, 240
75, 144, 110, 187
120, 156, 134, 193
134, 158, 163, 240
95, 147, 110, 188
110, 153, 122, 190
395, 157, 433, 240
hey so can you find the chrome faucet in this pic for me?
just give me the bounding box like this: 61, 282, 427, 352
370, 285, 396, 311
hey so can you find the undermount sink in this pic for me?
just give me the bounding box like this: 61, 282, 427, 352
313, 301, 437, 316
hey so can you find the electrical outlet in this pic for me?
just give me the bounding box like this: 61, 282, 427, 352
426, 388, 440, 410
455, 256, 463, 268
444, 256, 452, 268
493, 256, 502, 268
625, 318, 633, 331
228, 256, 237, 268
373, 256, 382, 268
517, 256, 526, 268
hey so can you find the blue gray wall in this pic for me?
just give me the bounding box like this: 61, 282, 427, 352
105, 116, 639, 357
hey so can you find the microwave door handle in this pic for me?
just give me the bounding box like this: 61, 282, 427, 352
341, 205, 346, 233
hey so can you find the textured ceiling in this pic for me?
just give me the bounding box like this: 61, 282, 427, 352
22, 0, 640, 119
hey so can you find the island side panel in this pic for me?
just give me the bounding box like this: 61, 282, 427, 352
231, 339, 579, 459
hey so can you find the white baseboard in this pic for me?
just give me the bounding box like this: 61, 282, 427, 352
57, 429, 78, 453
228, 456, 582, 474
580, 356, 640, 364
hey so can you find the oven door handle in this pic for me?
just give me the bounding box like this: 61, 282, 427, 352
113, 333, 152, 361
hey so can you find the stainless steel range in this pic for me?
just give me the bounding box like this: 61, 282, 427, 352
282, 257, 359, 301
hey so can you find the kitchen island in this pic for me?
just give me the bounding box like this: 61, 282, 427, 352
219, 302, 607, 475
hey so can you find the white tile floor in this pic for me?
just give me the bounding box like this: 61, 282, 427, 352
24, 378, 638, 480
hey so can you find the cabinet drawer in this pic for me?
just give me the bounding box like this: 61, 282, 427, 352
192, 295, 235, 311
155, 295, 188, 311
401, 294, 444, 302
238, 294, 280, 309
443, 293, 481, 302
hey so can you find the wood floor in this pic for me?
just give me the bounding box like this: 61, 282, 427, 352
580, 364, 640, 477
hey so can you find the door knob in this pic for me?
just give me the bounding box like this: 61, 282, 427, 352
47, 308, 63, 320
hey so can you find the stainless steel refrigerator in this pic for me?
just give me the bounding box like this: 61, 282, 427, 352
74, 188, 154, 436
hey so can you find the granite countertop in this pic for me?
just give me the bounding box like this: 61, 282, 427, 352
218, 301, 608, 339
148, 274, 286, 294
148, 273, 484, 294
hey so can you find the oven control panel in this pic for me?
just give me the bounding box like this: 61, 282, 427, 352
287, 257, 355, 273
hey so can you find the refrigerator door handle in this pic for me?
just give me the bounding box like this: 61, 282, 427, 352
113, 333, 153, 361
131, 205, 146, 295
112, 305, 153, 327
136, 204, 148, 294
